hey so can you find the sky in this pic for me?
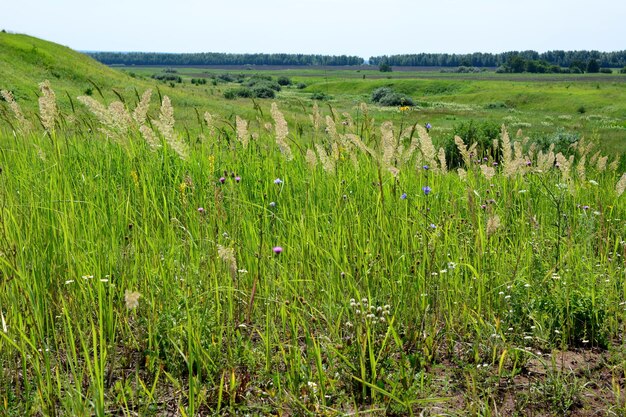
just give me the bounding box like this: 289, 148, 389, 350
3, 0, 626, 58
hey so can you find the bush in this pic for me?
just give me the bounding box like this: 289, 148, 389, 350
311, 92, 330, 101
370, 87, 413, 107
377, 93, 414, 107
620, 66, 626, 74
599, 68, 613, 74
296, 82, 307, 89
533, 128, 580, 155
251, 85, 275, 99
371, 87, 394, 102
277, 76, 292, 86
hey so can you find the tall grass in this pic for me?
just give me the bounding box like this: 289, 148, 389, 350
0, 82, 624, 415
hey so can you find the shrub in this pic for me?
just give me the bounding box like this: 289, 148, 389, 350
251, 85, 275, 99
311, 92, 330, 101
296, 82, 307, 89
371, 87, 394, 103
370, 87, 414, 107
599, 68, 612, 74
533, 128, 581, 155
620, 66, 626, 74
277, 76, 292, 86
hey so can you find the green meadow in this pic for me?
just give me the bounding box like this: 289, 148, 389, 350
1, 32, 626, 416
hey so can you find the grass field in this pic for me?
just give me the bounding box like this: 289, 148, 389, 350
1, 32, 626, 416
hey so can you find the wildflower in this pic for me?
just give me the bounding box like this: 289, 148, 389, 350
269, 201, 277, 208
235, 176, 241, 183
589, 179, 598, 186
429, 223, 437, 229
124, 290, 141, 310
422, 165, 429, 170
274, 178, 283, 185
425, 123, 432, 130
219, 177, 226, 184
582, 205, 590, 210
400, 193, 407, 200
273, 246, 283, 254
197, 207, 205, 214
422, 186, 432, 195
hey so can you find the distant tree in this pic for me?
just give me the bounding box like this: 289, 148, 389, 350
586, 59, 600, 73
570, 61, 587, 73
379, 61, 392, 72
620, 66, 626, 74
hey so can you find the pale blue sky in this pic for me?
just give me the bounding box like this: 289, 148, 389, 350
3, 0, 625, 58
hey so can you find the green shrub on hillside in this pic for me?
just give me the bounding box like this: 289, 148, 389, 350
370, 86, 414, 107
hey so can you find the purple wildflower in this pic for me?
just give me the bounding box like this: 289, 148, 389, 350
273, 246, 283, 254
422, 165, 429, 170
582, 205, 590, 210
274, 178, 283, 185
422, 186, 432, 196
400, 193, 407, 200
235, 176, 241, 183
269, 201, 276, 208
197, 207, 205, 213
429, 223, 437, 229
219, 177, 226, 184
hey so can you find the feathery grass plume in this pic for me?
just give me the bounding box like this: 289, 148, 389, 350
616, 173, 626, 197
153, 96, 188, 160
380, 121, 396, 169
310, 102, 322, 132
108, 101, 132, 132
457, 168, 467, 181
235, 115, 250, 148
217, 244, 238, 280
500, 126, 513, 176
555, 152, 572, 182
133, 89, 152, 125
480, 164, 496, 181
609, 156, 620, 172
437, 147, 448, 173
417, 125, 438, 170
1, 90, 32, 132
204, 111, 216, 137
345, 133, 376, 158
486, 215, 501, 237
454, 136, 472, 167
38, 80, 57, 134
124, 290, 141, 310
341, 112, 354, 131
325, 115, 339, 142
596, 156, 608, 172
77, 96, 119, 139
305, 149, 317, 169
270, 103, 293, 161
139, 125, 161, 150
576, 155, 586, 181
536, 145, 556, 172
315, 143, 335, 174
78, 96, 134, 142
589, 150, 601, 166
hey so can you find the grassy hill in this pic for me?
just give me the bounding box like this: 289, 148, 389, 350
1, 32, 625, 156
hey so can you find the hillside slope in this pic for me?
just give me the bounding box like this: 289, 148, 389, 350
0, 32, 140, 106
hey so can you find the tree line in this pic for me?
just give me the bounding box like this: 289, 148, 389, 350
369, 50, 626, 68
86, 52, 364, 66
